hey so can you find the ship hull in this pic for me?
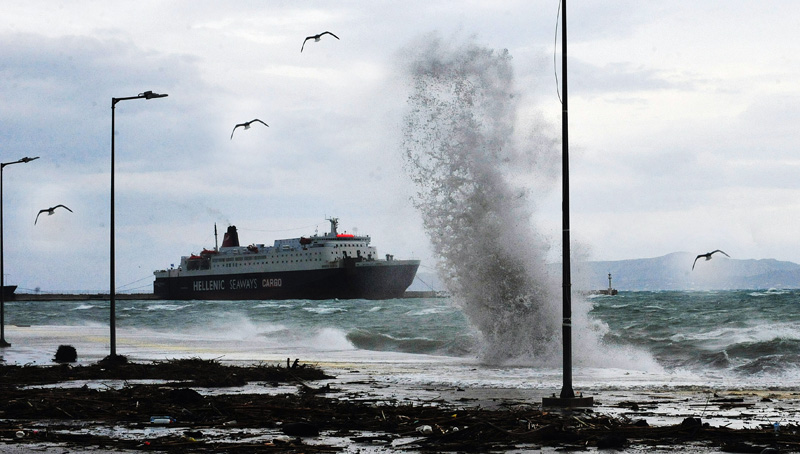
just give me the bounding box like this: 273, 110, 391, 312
154, 261, 419, 300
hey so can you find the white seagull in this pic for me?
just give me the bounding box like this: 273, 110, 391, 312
35, 205, 73, 225
692, 249, 730, 270
301, 31, 339, 52
230, 119, 269, 139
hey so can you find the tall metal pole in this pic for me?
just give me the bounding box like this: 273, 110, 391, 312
109, 91, 167, 359
543, 0, 593, 408
110, 98, 117, 357
559, 0, 574, 400
561, 0, 575, 399
0, 156, 40, 348
0, 164, 6, 348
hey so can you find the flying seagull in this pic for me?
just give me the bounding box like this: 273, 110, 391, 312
301, 31, 339, 52
692, 249, 730, 270
35, 205, 73, 225
230, 119, 269, 139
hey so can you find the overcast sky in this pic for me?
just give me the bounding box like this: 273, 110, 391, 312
2, 1, 800, 293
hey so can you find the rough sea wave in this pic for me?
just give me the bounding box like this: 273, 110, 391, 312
4, 291, 800, 384
589, 290, 800, 378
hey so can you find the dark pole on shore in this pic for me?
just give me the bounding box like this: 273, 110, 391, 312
543, 0, 593, 408
0, 156, 40, 348
110, 91, 167, 359
560, 0, 574, 400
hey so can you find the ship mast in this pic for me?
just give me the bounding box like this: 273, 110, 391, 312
214, 223, 219, 251
327, 217, 339, 236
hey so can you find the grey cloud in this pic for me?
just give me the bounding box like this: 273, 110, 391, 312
571, 60, 698, 96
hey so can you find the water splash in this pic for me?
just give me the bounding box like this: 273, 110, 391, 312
399, 35, 563, 365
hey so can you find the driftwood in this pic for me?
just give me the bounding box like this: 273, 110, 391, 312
0, 359, 796, 453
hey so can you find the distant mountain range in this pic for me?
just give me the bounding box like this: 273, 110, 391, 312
573, 252, 800, 291
409, 252, 800, 292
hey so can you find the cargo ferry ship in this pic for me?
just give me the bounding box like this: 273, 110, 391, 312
153, 218, 420, 300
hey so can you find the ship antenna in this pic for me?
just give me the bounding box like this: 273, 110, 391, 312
214, 223, 219, 251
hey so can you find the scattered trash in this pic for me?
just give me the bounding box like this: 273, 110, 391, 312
169, 388, 203, 405
282, 421, 319, 437
150, 416, 176, 424
597, 433, 628, 449
1, 359, 797, 452
680, 417, 702, 428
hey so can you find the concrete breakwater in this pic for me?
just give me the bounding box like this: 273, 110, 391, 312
10, 291, 443, 301
11, 293, 160, 301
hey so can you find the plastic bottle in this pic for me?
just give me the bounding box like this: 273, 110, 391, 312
150, 416, 176, 424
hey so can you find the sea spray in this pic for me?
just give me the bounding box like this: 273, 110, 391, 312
399, 35, 563, 365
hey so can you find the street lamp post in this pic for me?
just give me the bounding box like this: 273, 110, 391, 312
0, 156, 40, 347
542, 0, 593, 408
109, 91, 167, 359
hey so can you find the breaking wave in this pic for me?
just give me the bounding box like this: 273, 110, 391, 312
399, 34, 564, 365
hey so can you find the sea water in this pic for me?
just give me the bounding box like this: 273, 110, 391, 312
2, 290, 799, 393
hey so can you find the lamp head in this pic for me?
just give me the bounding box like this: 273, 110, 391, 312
140, 91, 168, 100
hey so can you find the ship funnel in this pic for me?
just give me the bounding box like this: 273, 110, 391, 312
221, 225, 240, 247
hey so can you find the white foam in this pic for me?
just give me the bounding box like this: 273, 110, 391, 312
144, 304, 191, 311
306, 327, 356, 351
303, 306, 347, 315
406, 306, 450, 316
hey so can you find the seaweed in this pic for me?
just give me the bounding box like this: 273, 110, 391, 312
0, 359, 796, 453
